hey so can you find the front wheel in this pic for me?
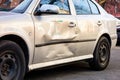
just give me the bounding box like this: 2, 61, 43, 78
0, 40, 26, 80
89, 37, 110, 70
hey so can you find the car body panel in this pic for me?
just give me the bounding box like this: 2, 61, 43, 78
33, 15, 79, 63
32, 0, 96, 64
0, 12, 35, 64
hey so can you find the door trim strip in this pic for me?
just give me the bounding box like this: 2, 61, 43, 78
35, 39, 96, 47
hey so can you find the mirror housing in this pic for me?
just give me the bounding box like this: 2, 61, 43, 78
35, 4, 59, 15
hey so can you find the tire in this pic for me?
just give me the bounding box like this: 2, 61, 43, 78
116, 32, 120, 46
0, 40, 26, 80
89, 37, 110, 71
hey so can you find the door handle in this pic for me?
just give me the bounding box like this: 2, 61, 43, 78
69, 22, 76, 27
97, 21, 102, 26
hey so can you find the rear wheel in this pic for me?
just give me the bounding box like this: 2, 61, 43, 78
0, 40, 26, 80
89, 37, 110, 70
116, 32, 120, 46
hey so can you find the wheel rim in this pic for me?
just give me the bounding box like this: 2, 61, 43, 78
98, 41, 109, 65
0, 51, 18, 80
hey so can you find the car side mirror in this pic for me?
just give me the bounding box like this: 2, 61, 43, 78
35, 4, 59, 15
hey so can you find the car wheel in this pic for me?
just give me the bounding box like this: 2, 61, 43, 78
0, 40, 26, 80
89, 37, 110, 70
116, 32, 120, 46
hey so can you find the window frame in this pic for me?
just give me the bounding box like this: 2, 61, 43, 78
34, 0, 71, 16
88, 0, 100, 15
72, 0, 92, 15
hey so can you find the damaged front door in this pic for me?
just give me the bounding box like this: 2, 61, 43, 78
33, 0, 80, 63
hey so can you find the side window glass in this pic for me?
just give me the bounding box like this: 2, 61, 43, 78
88, 0, 100, 14
40, 0, 70, 14
72, 0, 91, 15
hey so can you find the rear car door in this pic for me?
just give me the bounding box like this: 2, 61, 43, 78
71, 0, 102, 56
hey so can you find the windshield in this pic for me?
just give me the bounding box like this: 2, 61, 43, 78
11, 0, 32, 13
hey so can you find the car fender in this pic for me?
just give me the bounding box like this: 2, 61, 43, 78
0, 26, 34, 65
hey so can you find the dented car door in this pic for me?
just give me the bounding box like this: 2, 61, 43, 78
33, 0, 80, 63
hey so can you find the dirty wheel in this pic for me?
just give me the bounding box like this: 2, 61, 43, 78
89, 37, 110, 70
0, 40, 25, 80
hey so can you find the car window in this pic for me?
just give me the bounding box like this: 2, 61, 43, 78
72, 0, 91, 15
88, 0, 100, 14
39, 0, 70, 14
12, 0, 32, 13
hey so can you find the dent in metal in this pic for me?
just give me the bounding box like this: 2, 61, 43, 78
36, 21, 78, 42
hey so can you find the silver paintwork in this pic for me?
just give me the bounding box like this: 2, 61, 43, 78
0, 0, 118, 70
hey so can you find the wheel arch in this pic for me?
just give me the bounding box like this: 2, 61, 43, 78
92, 33, 112, 56
0, 34, 29, 67
99, 33, 111, 47
89, 34, 111, 70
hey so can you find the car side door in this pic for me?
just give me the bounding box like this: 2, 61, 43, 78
33, 0, 80, 63
72, 0, 102, 56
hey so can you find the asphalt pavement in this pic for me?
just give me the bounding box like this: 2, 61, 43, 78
24, 47, 120, 80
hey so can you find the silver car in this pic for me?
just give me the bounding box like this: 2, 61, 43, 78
0, 0, 118, 80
